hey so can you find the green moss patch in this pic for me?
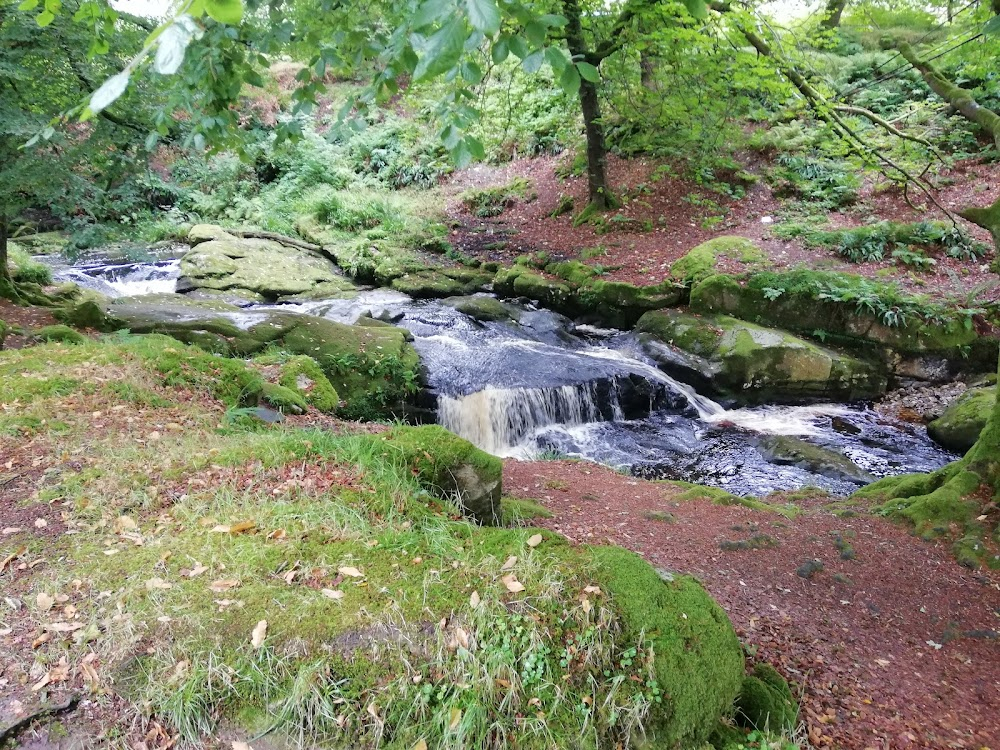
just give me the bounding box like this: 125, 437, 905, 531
670, 236, 766, 285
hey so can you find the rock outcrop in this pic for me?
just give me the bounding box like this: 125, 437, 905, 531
637, 309, 887, 404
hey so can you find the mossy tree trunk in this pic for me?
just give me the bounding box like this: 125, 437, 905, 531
0, 213, 15, 301
893, 41, 1000, 150
820, 0, 848, 30
563, 0, 616, 212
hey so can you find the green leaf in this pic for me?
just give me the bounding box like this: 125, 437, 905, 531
560, 64, 580, 96
524, 20, 547, 47
36, 10, 55, 26
508, 35, 529, 59
413, 0, 449, 30
576, 61, 600, 82
491, 36, 510, 64
465, 135, 485, 160
18, 0, 39, 10
683, 0, 708, 20
985, 15, 1000, 35
466, 0, 500, 36
412, 18, 466, 82
205, 0, 243, 25
544, 47, 567, 73
521, 48, 543, 73
461, 60, 483, 83
539, 14, 567, 27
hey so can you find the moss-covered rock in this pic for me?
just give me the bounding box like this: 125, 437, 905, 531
87, 295, 422, 420
377, 425, 502, 524
277, 355, 340, 412
493, 264, 684, 329
260, 382, 308, 414
758, 435, 873, 484
443, 295, 521, 322
689, 271, 998, 378
178, 225, 356, 302
637, 309, 887, 404
735, 663, 799, 732
390, 268, 491, 299
33, 324, 86, 345
670, 236, 765, 285
928, 386, 996, 453
587, 546, 744, 746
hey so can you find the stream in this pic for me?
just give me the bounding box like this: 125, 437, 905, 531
52, 255, 958, 497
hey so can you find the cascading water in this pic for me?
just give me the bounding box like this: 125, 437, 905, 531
43, 254, 959, 496
53, 259, 180, 298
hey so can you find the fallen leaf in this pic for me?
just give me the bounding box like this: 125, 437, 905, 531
0, 546, 26, 573
583, 585, 602, 595
449, 706, 462, 730
31, 673, 51, 692
36, 593, 55, 612
526, 533, 543, 548
874, 658, 891, 667
321, 588, 344, 601
2, 527, 22, 535
469, 591, 481, 608
455, 627, 470, 649
34, 518, 47, 529
228, 520, 257, 535
146, 577, 172, 591
44, 622, 85, 633
338, 566, 363, 578
209, 579, 240, 593
501, 555, 517, 571
232, 742, 253, 750
502, 574, 525, 593
412, 741, 428, 750
187, 564, 209, 578
251, 620, 267, 649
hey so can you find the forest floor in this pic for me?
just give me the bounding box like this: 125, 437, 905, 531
446, 153, 1000, 306
505, 459, 1000, 750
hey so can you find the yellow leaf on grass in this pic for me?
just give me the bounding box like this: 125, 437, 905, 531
502, 574, 525, 593
412, 741, 428, 750
526, 533, 543, 548
251, 620, 267, 649
209, 579, 240, 593
449, 707, 462, 730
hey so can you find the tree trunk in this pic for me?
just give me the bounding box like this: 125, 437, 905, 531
894, 41, 1000, 149
0, 214, 10, 284
578, 78, 612, 210
563, 0, 615, 212
820, 0, 848, 30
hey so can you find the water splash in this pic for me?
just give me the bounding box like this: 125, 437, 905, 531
54, 260, 180, 298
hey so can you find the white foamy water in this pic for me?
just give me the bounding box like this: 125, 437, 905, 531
55, 260, 180, 298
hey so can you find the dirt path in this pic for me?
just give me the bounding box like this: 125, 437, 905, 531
505, 460, 1000, 750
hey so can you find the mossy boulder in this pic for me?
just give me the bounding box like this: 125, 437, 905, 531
390, 269, 491, 299
928, 386, 996, 453
757, 435, 874, 484
493, 264, 683, 329
587, 546, 744, 746
443, 295, 521, 322
89, 295, 422, 420
178, 225, 356, 302
690, 271, 999, 378
378, 425, 503, 524
33, 324, 86, 345
670, 236, 765, 285
637, 309, 887, 404
735, 663, 799, 732
260, 382, 308, 414
277, 355, 340, 412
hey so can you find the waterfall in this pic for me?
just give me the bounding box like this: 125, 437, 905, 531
54, 260, 180, 298
438, 381, 619, 456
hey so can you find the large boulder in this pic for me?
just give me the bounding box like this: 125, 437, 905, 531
927, 385, 996, 453
179, 224, 356, 302
493, 263, 684, 328
79, 294, 423, 420
757, 435, 873, 484
378, 425, 502, 524
689, 271, 999, 379
669, 236, 766, 286
637, 309, 887, 404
